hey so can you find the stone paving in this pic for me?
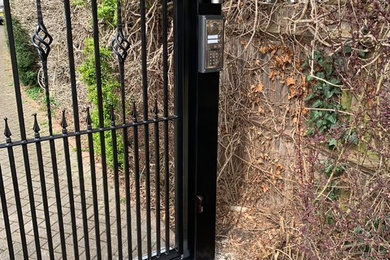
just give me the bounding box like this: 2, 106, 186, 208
0, 26, 172, 259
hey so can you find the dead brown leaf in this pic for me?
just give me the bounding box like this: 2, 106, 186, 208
259, 46, 268, 54
286, 76, 296, 86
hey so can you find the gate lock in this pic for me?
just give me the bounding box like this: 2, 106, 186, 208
198, 15, 225, 73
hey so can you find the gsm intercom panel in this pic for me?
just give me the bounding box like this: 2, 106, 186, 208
198, 15, 225, 73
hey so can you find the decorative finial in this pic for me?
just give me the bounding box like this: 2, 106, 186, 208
33, 113, 40, 137
111, 30, 130, 63
110, 104, 116, 126
111, 0, 130, 64
61, 110, 68, 130
153, 98, 158, 119
4, 118, 11, 142
132, 102, 137, 121
31, 23, 53, 61
86, 107, 92, 127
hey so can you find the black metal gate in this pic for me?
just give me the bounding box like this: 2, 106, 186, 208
1, 0, 184, 259
1, 0, 222, 259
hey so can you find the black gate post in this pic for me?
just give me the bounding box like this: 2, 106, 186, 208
181, 0, 223, 259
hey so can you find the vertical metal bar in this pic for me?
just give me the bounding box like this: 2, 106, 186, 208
173, 0, 184, 253
59, 111, 79, 258
121, 63, 133, 259
109, 106, 123, 260
31, 1, 68, 257
32, 0, 54, 136
62, 1, 91, 258
32, 114, 55, 260
0, 165, 15, 260
3, 118, 28, 259
48, 141, 67, 258
3, 1, 42, 258
180, 0, 195, 257
86, 108, 102, 260
140, 0, 152, 257
162, 0, 171, 252
153, 100, 161, 256
110, 1, 132, 257
162, 0, 169, 119
91, 1, 112, 258
132, 104, 143, 260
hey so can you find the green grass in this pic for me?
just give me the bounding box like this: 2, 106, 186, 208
25, 86, 42, 101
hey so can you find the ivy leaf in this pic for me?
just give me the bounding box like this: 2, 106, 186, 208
353, 226, 364, 234
324, 63, 333, 77
312, 99, 323, 108
344, 45, 352, 56
306, 127, 315, 136
305, 92, 315, 101
314, 50, 323, 62
326, 214, 335, 224
333, 87, 341, 95
324, 162, 334, 176
329, 78, 341, 85
323, 84, 333, 98
328, 138, 337, 149
316, 119, 326, 128
311, 111, 322, 120
348, 132, 359, 145
306, 75, 314, 82
326, 113, 337, 125
316, 72, 325, 79
313, 83, 323, 91
319, 125, 328, 133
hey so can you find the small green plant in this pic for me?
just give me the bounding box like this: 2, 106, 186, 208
70, 0, 86, 6
317, 159, 345, 201
97, 0, 117, 28
25, 86, 42, 101
73, 0, 117, 27
43, 95, 59, 107
322, 159, 345, 178
78, 37, 123, 168
7, 18, 40, 87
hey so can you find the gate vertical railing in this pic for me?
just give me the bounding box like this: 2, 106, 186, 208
32, 1, 70, 258
3, 0, 41, 258
63, 0, 91, 258
90, 0, 113, 257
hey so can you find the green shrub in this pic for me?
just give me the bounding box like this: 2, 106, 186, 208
97, 0, 117, 28
79, 38, 123, 169
7, 18, 40, 87
70, 0, 117, 27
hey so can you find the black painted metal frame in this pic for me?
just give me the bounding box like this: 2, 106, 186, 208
181, 1, 221, 259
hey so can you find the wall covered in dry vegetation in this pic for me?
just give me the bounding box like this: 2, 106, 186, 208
9, 0, 390, 259
217, 1, 390, 259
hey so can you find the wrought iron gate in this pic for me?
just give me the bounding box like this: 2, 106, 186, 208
0, 0, 190, 259
2, 0, 222, 259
